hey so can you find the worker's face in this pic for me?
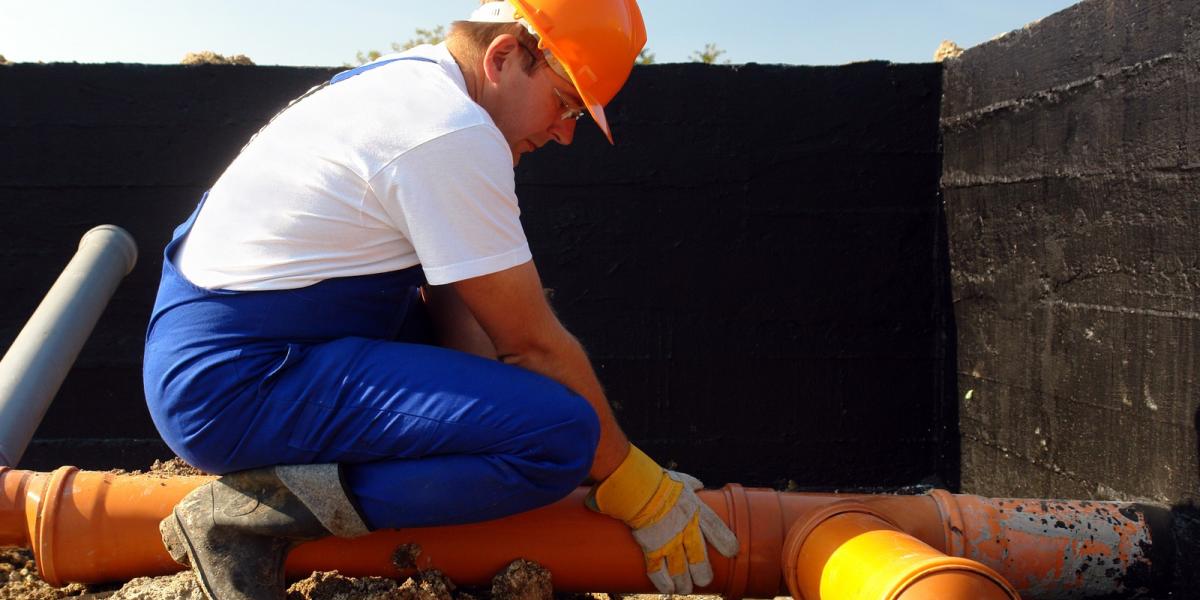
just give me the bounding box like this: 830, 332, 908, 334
480, 36, 581, 166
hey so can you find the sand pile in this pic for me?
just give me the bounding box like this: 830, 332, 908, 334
181, 51, 254, 65
0, 547, 90, 600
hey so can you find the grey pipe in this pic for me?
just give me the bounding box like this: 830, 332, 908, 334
0, 225, 137, 466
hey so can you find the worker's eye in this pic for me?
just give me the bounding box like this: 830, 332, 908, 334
553, 88, 585, 121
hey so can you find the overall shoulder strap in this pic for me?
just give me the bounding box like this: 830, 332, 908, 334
237, 56, 440, 156
330, 56, 437, 84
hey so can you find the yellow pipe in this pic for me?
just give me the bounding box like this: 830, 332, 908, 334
783, 501, 1017, 599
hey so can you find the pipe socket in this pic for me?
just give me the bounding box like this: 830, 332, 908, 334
0, 225, 137, 466
0, 466, 208, 585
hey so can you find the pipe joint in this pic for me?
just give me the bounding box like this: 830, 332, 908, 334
783, 500, 1018, 600
717, 483, 751, 600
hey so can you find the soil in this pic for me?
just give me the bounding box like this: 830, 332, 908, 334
107, 457, 208, 478
289, 569, 456, 600
488, 560, 552, 600
0, 547, 629, 600
104, 571, 203, 600
0, 548, 90, 600
391, 544, 423, 570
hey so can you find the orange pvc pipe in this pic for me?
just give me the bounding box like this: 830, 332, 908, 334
0, 467, 1169, 598
0, 466, 212, 585
783, 501, 1017, 599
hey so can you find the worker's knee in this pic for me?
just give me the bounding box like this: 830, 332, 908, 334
163, 444, 231, 476
517, 389, 600, 493
164, 441, 262, 476
157, 420, 275, 475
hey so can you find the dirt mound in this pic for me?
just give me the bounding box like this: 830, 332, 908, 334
490, 559, 552, 600
144, 457, 208, 477
933, 40, 964, 62
108, 571, 203, 599
290, 569, 451, 600
285, 559, 559, 600
0, 547, 622, 600
181, 51, 254, 65
0, 547, 90, 599
107, 456, 208, 478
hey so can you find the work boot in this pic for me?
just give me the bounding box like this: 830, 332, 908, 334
160, 464, 371, 600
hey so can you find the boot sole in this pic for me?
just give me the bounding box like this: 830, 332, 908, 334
165, 508, 220, 600
159, 513, 190, 566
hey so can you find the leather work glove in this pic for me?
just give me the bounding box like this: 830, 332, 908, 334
587, 445, 740, 594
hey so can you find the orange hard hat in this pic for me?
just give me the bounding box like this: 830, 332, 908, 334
473, 0, 647, 143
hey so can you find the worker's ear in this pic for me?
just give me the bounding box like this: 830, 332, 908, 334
482, 34, 525, 84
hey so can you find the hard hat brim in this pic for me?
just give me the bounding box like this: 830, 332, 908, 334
581, 94, 613, 145
541, 42, 616, 145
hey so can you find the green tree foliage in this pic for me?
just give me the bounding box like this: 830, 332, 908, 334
0, 54, 9, 65
636, 49, 656, 65
352, 26, 447, 66
689, 43, 728, 64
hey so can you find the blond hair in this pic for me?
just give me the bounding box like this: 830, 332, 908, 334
447, 15, 544, 74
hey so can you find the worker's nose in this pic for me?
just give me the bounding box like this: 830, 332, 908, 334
549, 117, 576, 146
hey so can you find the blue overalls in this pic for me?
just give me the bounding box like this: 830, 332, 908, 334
143, 58, 600, 530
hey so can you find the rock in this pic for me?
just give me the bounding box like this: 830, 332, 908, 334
490, 559, 552, 600
398, 569, 456, 600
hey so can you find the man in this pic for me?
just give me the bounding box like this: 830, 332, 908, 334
143, 2, 738, 599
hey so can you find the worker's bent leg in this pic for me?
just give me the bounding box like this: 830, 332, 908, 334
185, 337, 600, 529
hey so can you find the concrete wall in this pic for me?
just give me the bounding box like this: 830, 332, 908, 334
942, 0, 1200, 505
0, 60, 951, 489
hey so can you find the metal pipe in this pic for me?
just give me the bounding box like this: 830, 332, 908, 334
0, 226, 137, 466
0, 467, 1177, 598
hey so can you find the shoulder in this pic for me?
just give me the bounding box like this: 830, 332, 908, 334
341, 47, 502, 156
376, 123, 513, 190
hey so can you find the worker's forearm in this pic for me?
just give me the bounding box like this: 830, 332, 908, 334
499, 331, 629, 481
422, 285, 499, 359
433, 317, 498, 358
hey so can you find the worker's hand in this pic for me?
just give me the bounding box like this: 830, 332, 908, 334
587, 445, 740, 594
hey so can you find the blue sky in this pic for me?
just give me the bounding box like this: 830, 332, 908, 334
1, 1, 1079, 66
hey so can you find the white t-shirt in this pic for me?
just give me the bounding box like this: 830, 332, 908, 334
177, 43, 531, 291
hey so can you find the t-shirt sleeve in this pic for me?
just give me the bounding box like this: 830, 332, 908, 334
370, 124, 532, 285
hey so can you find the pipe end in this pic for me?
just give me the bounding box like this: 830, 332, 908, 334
79, 225, 138, 275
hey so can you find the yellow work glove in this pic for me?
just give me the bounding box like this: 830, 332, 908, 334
587, 446, 740, 594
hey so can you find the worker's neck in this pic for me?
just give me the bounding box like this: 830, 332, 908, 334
446, 41, 483, 103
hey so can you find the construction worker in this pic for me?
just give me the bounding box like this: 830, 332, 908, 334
143, 1, 738, 598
